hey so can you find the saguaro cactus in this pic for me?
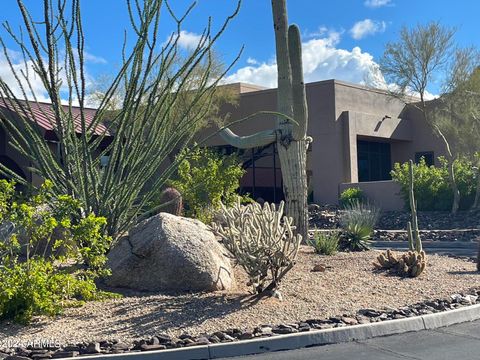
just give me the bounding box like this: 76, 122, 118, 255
220, 0, 310, 238
407, 160, 422, 252
373, 160, 427, 278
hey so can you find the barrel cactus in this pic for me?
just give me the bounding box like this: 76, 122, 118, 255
159, 187, 183, 216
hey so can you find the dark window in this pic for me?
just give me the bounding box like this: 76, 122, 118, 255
210, 145, 237, 156
415, 151, 434, 167
357, 140, 392, 182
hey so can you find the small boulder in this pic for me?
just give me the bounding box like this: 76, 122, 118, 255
312, 264, 326, 272
106, 213, 234, 292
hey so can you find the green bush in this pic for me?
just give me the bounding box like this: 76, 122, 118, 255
168, 147, 246, 223
391, 157, 476, 211
0, 180, 117, 323
308, 230, 340, 255
339, 187, 365, 208
339, 202, 379, 251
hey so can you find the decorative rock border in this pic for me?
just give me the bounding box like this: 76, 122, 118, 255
376, 209, 480, 231
308, 207, 480, 232
1, 289, 479, 360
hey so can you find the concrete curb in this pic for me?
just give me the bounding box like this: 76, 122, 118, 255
61, 304, 480, 360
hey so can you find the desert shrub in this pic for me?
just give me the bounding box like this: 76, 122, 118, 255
0, 180, 117, 323
169, 147, 246, 223
211, 199, 302, 295
339, 202, 380, 251
446, 157, 477, 210
308, 230, 340, 255
391, 157, 476, 211
339, 187, 365, 208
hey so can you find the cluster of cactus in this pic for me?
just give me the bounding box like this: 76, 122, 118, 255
211, 198, 302, 295
159, 187, 183, 216
374, 161, 427, 278
374, 249, 426, 277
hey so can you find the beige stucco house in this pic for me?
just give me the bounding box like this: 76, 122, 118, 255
0, 80, 446, 210
0, 100, 108, 187
204, 80, 446, 210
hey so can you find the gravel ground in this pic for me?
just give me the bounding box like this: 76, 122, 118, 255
1, 247, 479, 347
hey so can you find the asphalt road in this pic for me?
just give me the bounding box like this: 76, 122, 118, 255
373, 241, 478, 258
218, 319, 480, 360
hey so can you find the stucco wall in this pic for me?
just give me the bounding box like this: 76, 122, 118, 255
316, 81, 409, 205
390, 106, 447, 167
203, 80, 447, 207
339, 180, 404, 211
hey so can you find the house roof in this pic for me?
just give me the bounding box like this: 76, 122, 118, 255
0, 99, 109, 136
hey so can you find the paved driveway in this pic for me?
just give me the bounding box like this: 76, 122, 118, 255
373, 240, 478, 258
218, 319, 480, 360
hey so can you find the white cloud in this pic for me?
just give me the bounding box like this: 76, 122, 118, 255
246, 57, 259, 65
350, 19, 387, 40
303, 26, 329, 39
386, 82, 437, 100
166, 30, 204, 51
84, 51, 107, 64
224, 31, 388, 90
0, 48, 100, 105
0, 51, 51, 102
364, 0, 393, 8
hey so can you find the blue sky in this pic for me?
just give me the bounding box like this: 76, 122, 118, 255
1, 0, 479, 99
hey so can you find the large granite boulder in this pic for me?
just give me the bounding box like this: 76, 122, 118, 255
106, 212, 235, 292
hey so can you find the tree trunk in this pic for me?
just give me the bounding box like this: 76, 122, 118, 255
432, 123, 460, 214
448, 158, 460, 214
473, 164, 480, 209
477, 240, 480, 272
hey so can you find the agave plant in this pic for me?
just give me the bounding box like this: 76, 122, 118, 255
339, 202, 380, 251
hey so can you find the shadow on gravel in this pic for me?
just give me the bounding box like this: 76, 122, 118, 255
0, 286, 262, 340
448, 270, 480, 275
96, 290, 261, 338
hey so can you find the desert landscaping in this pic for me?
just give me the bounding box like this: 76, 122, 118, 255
0, 0, 479, 359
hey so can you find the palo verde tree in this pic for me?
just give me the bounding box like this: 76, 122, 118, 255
87, 51, 239, 130
0, 0, 241, 237
433, 52, 480, 209
380, 22, 464, 213
219, 0, 311, 239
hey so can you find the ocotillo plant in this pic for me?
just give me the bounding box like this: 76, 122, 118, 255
219, 0, 310, 239
407, 160, 422, 252
0, 0, 241, 238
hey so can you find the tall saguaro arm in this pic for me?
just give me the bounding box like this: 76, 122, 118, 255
219, 0, 310, 238
289, 25, 308, 141
219, 128, 277, 149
